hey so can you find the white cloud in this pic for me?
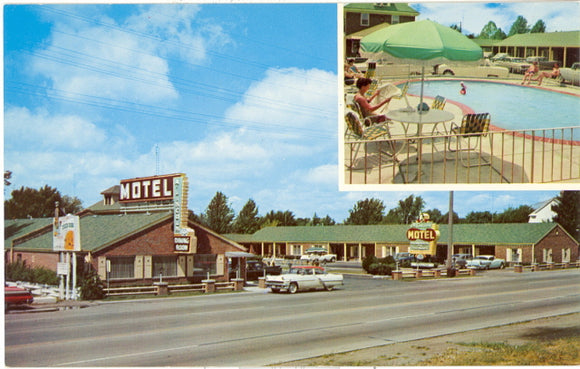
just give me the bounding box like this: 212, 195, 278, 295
4, 106, 107, 150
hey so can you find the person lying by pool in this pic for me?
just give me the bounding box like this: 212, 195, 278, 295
534, 63, 560, 86
344, 59, 363, 83
522, 61, 539, 85
354, 77, 391, 124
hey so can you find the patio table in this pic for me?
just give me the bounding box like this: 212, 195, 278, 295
386, 109, 454, 137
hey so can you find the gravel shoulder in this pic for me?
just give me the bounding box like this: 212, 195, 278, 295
275, 312, 580, 366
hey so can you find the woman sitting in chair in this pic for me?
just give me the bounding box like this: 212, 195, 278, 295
354, 78, 391, 123
534, 63, 560, 86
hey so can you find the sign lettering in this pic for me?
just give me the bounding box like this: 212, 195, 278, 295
120, 175, 176, 202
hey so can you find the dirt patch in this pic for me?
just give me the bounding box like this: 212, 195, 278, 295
275, 313, 580, 366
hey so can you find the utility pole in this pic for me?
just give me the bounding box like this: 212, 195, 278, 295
446, 191, 454, 270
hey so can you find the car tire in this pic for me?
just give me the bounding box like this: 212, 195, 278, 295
325, 285, 334, 291
500, 263, 505, 269
443, 70, 454, 76
288, 283, 298, 294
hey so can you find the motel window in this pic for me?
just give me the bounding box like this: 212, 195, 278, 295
562, 249, 571, 263
152, 256, 178, 277
360, 13, 369, 26
109, 256, 135, 279
391, 15, 400, 24
194, 254, 217, 276
292, 245, 301, 256
542, 249, 553, 263
506, 248, 521, 263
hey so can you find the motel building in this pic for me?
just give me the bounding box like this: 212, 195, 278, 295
5, 174, 254, 287
226, 221, 579, 266
5, 173, 579, 289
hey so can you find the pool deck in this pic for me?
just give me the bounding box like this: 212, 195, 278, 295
344, 76, 580, 185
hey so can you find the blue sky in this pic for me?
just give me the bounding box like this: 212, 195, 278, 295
413, 1, 580, 34
2, 3, 575, 223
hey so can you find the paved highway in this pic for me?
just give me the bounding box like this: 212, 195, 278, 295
5, 269, 579, 366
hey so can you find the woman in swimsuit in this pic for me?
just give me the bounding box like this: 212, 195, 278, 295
535, 63, 560, 86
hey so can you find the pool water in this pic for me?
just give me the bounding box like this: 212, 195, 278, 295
405, 80, 580, 140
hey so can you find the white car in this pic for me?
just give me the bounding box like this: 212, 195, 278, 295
560, 62, 580, 86
493, 57, 532, 74
300, 247, 337, 263
467, 255, 506, 270
434, 63, 509, 78
265, 266, 343, 294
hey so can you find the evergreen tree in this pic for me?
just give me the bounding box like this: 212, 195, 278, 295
479, 21, 507, 40
4, 185, 83, 219
320, 215, 336, 226
530, 19, 546, 33
508, 15, 530, 36
262, 210, 297, 226
552, 191, 580, 242
232, 199, 261, 234
202, 191, 234, 234
345, 198, 385, 225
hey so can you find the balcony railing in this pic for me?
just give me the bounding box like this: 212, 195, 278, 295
345, 126, 580, 184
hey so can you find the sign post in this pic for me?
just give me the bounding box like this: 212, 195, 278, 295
53, 210, 81, 300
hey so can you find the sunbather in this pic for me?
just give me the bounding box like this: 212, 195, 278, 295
522, 61, 539, 85
354, 77, 391, 123
534, 63, 560, 85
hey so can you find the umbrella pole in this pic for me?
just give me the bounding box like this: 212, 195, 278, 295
420, 65, 425, 111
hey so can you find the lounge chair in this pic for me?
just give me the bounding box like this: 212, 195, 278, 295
391, 80, 413, 111
344, 110, 406, 182
447, 113, 492, 168
431, 95, 446, 110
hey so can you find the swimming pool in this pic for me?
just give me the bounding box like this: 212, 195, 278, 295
405, 80, 580, 140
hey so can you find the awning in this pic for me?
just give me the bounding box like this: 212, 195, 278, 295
225, 251, 256, 258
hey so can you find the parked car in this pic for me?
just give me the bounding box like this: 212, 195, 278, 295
265, 266, 343, 294
451, 253, 472, 268
493, 57, 532, 74
526, 56, 561, 70
229, 260, 281, 280
394, 252, 415, 262
560, 62, 580, 86
467, 255, 506, 270
5, 285, 33, 310
433, 63, 509, 78
300, 247, 337, 263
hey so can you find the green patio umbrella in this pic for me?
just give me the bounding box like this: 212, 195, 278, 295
360, 19, 483, 110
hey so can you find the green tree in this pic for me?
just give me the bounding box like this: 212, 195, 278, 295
508, 15, 530, 36
424, 208, 444, 223
202, 191, 235, 234
4, 185, 83, 219
465, 210, 494, 223
262, 210, 297, 227
393, 195, 425, 224
530, 19, 546, 33
552, 191, 580, 242
494, 205, 534, 223
478, 21, 507, 40
345, 198, 385, 225
232, 199, 261, 234
320, 215, 336, 226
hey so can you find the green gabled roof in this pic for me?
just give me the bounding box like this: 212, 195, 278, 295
344, 3, 419, 16
4, 218, 54, 250
9, 212, 173, 252
497, 31, 580, 47
227, 223, 568, 246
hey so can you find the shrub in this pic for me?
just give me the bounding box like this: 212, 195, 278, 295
362, 255, 378, 273
79, 269, 105, 300
5, 261, 58, 285
369, 263, 392, 275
